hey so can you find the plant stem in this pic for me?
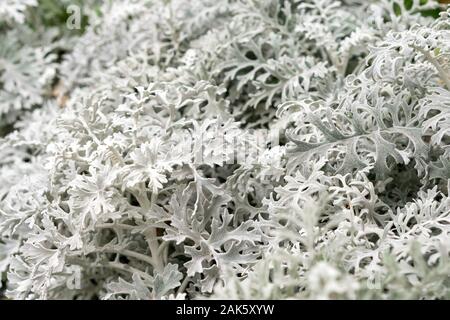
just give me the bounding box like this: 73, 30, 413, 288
134, 191, 165, 274
177, 275, 191, 295
413, 45, 450, 90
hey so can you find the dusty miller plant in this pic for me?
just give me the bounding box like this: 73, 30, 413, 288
0, 0, 449, 300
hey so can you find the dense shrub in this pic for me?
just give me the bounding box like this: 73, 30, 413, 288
0, 0, 449, 299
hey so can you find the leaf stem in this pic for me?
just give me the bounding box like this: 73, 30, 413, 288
412, 45, 450, 90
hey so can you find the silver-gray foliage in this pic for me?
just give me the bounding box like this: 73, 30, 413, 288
0, 0, 450, 300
